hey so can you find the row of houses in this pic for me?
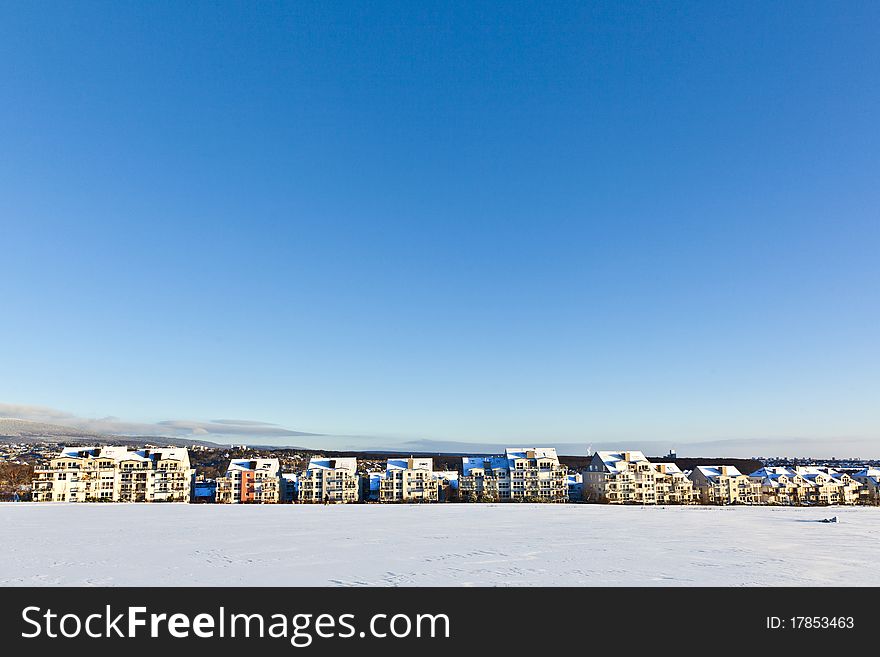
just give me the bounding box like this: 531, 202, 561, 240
30, 446, 880, 506
583, 451, 877, 506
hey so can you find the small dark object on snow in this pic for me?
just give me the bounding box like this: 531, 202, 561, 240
819, 516, 838, 523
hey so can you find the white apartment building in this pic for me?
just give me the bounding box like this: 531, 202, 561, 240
459, 455, 509, 501
215, 458, 293, 503
31, 446, 194, 502
298, 457, 360, 503
582, 451, 696, 504
379, 458, 439, 502
688, 465, 762, 505
459, 448, 566, 502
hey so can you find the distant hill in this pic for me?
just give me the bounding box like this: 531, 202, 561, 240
0, 418, 222, 448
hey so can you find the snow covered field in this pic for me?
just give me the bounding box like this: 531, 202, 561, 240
2, 503, 878, 586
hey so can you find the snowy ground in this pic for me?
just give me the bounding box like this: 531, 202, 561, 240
2, 503, 878, 586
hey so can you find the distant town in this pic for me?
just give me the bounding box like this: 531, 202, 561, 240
1, 440, 879, 506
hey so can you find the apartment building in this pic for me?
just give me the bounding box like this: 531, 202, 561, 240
688, 465, 762, 505
298, 457, 360, 503
379, 458, 438, 502
215, 459, 293, 503
852, 468, 880, 504
748, 466, 811, 505
582, 451, 696, 504
583, 451, 655, 503
459, 448, 566, 501
363, 472, 383, 501
434, 470, 459, 502
459, 455, 508, 501
31, 446, 193, 502
651, 462, 698, 504
794, 467, 863, 505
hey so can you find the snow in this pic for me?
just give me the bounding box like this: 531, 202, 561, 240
2, 503, 879, 587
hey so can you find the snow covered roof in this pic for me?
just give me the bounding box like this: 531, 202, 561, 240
651, 462, 684, 475
386, 457, 433, 472
593, 450, 649, 473
749, 466, 796, 478
853, 468, 880, 484
56, 446, 189, 463
790, 466, 847, 485
226, 458, 280, 475
434, 470, 458, 481
307, 457, 357, 473
58, 446, 102, 459
461, 455, 509, 476
462, 448, 560, 474
505, 447, 560, 468
694, 465, 744, 480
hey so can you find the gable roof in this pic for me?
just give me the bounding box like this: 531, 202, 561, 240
592, 450, 649, 473
307, 456, 357, 473
386, 457, 433, 472
461, 455, 509, 475
694, 465, 744, 479
56, 446, 190, 464
226, 458, 280, 475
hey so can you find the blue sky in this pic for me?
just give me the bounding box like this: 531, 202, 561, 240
1, 2, 877, 456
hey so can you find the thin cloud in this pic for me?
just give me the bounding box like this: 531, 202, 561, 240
157, 420, 319, 437
209, 419, 283, 427
0, 403, 321, 439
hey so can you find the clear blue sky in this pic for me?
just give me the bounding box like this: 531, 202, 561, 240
1, 2, 877, 454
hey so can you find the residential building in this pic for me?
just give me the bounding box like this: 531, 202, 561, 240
298, 457, 361, 503
192, 477, 217, 503
651, 462, 698, 504
583, 451, 655, 503
434, 470, 459, 501
379, 458, 438, 502
852, 467, 880, 505
281, 473, 297, 502
566, 473, 583, 502
363, 472, 383, 502
31, 446, 193, 502
688, 465, 762, 505
459, 455, 509, 501
582, 451, 696, 504
748, 466, 813, 505
459, 448, 566, 502
215, 459, 293, 503
793, 467, 863, 505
